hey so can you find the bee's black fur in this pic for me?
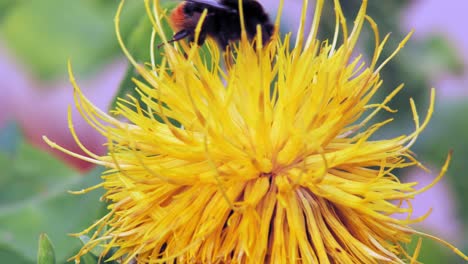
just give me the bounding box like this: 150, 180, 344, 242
170, 0, 274, 48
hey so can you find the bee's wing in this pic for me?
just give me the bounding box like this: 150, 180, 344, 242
184, 0, 232, 11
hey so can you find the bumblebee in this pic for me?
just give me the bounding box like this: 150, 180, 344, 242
166, 0, 274, 48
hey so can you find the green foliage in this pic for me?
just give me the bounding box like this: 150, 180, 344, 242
0, 0, 17, 21
77, 236, 120, 264
80, 253, 99, 264
405, 236, 460, 264
37, 234, 56, 264
0, 0, 144, 80
0, 125, 106, 263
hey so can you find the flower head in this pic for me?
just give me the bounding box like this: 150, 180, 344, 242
45, 0, 467, 263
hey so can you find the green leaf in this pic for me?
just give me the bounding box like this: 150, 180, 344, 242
0, 141, 77, 206
0, 0, 18, 21
0, 0, 145, 80
78, 235, 103, 257
76, 235, 111, 264
80, 253, 98, 264
0, 141, 106, 263
404, 236, 460, 264
37, 234, 55, 264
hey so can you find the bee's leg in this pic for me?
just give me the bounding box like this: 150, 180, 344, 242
196, 33, 207, 46
157, 30, 191, 48
217, 37, 229, 51
187, 32, 207, 46
262, 23, 275, 45
173, 30, 191, 41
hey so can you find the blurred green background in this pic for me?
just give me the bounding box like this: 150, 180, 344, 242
0, 0, 466, 263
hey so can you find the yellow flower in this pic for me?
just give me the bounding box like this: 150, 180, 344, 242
44, 0, 467, 263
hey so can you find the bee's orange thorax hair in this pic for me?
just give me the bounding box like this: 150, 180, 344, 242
169, 4, 186, 31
